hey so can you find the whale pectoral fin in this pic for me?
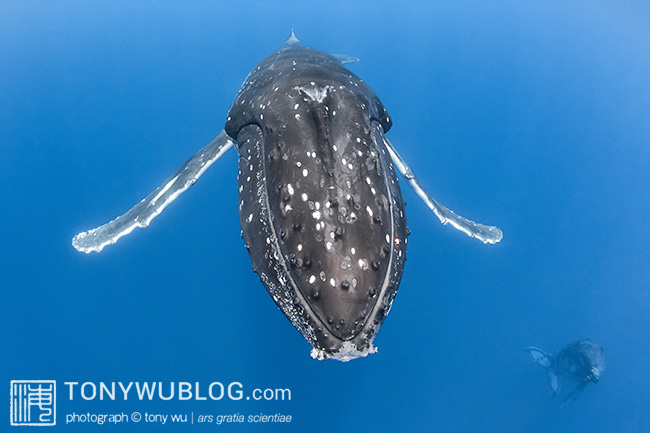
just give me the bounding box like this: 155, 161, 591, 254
547, 369, 561, 396
560, 382, 586, 407
381, 134, 503, 244
525, 347, 552, 368
72, 131, 235, 253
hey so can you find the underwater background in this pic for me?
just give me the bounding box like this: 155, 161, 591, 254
2, 0, 649, 431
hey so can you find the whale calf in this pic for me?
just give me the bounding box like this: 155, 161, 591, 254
73, 31, 502, 361
527, 339, 605, 406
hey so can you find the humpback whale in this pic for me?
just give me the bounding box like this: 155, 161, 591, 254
526, 339, 605, 406
72, 31, 502, 361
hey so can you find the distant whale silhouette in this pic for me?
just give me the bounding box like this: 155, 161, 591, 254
72, 31, 502, 361
526, 339, 605, 406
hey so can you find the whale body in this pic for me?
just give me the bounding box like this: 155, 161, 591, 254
72, 32, 502, 361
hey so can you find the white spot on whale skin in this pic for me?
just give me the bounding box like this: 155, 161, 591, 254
302, 169, 308, 177
309, 275, 316, 284
287, 184, 294, 195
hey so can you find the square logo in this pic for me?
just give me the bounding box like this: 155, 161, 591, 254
10, 380, 56, 426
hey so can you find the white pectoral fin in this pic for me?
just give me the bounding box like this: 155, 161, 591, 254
526, 347, 552, 368
547, 369, 560, 396
72, 131, 235, 253
382, 135, 503, 244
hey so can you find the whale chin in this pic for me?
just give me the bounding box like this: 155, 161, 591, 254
311, 342, 378, 362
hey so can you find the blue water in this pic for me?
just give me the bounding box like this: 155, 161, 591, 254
2, 1, 649, 431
